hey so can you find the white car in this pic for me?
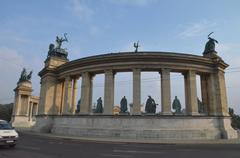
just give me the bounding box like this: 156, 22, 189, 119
0, 120, 18, 147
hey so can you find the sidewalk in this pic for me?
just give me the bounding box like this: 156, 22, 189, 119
20, 131, 240, 144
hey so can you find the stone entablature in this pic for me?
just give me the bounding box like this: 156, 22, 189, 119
55, 52, 228, 76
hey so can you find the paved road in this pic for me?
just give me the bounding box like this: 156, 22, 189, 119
0, 133, 240, 158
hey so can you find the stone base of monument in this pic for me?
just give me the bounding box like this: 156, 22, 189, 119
11, 115, 36, 130
32, 115, 238, 140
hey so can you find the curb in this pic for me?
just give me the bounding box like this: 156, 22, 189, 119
19, 131, 240, 145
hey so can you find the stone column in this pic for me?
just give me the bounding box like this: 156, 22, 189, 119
133, 69, 141, 115
207, 73, 217, 115
28, 102, 33, 121
16, 94, 21, 115
104, 70, 115, 115
71, 78, 78, 114
80, 72, 92, 114
63, 76, 72, 114
184, 70, 198, 115
160, 68, 172, 115
214, 70, 229, 116
200, 74, 209, 113
26, 96, 31, 116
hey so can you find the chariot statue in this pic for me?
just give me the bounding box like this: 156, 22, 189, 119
47, 33, 69, 59
18, 68, 32, 83
55, 33, 68, 49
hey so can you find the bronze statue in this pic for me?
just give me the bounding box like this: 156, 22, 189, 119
120, 96, 128, 113
56, 33, 68, 49
95, 97, 103, 113
47, 33, 69, 59
203, 32, 218, 54
134, 41, 140, 53
197, 98, 205, 113
18, 68, 32, 83
172, 96, 182, 113
145, 96, 157, 113
75, 99, 81, 113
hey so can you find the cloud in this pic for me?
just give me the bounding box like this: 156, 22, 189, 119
0, 47, 24, 70
69, 0, 94, 21
89, 26, 100, 36
178, 20, 217, 38
106, 0, 157, 6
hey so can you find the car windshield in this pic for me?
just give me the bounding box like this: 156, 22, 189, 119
0, 121, 13, 130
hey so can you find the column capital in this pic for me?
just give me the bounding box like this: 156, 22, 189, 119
159, 68, 171, 74
132, 68, 141, 72
81, 72, 95, 79
104, 69, 116, 76
64, 75, 71, 81
182, 70, 196, 76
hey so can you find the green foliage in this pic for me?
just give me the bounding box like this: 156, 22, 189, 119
229, 107, 240, 129
0, 103, 13, 122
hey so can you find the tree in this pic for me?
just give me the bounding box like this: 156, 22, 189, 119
229, 107, 240, 130
0, 103, 13, 122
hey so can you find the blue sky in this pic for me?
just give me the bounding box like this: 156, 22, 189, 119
0, 0, 240, 113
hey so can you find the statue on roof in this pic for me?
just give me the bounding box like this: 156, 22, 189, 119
56, 33, 68, 49
134, 41, 140, 53
18, 68, 32, 83
203, 32, 218, 55
47, 33, 69, 59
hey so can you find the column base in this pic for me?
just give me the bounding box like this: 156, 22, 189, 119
187, 112, 200, 116
132, 112, 142, 115
160, 112, 173, 115
79, 112, 90, 115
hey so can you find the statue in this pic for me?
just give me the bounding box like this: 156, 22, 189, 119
145, 96, 157, 113
172, 96, 182, 114
56, 33, 68, 49
47, 33, 69, 59
95, 97, 103, 113
26, 71, 32, 80
75, 99, 81, 113
133, 41, 140, 53
48, 43, 55, 57
120, 96, 128, 113
197, 98, 205, 113
18, 68, 32, 83
203, 32, 218, 54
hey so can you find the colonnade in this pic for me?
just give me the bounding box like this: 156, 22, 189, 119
56, 68, 228, 116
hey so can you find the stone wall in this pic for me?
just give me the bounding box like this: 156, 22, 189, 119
33, 115, 238, 140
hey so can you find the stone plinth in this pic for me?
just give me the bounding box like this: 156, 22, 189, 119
33, 115, 238, 140
11, 81, 33, 128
